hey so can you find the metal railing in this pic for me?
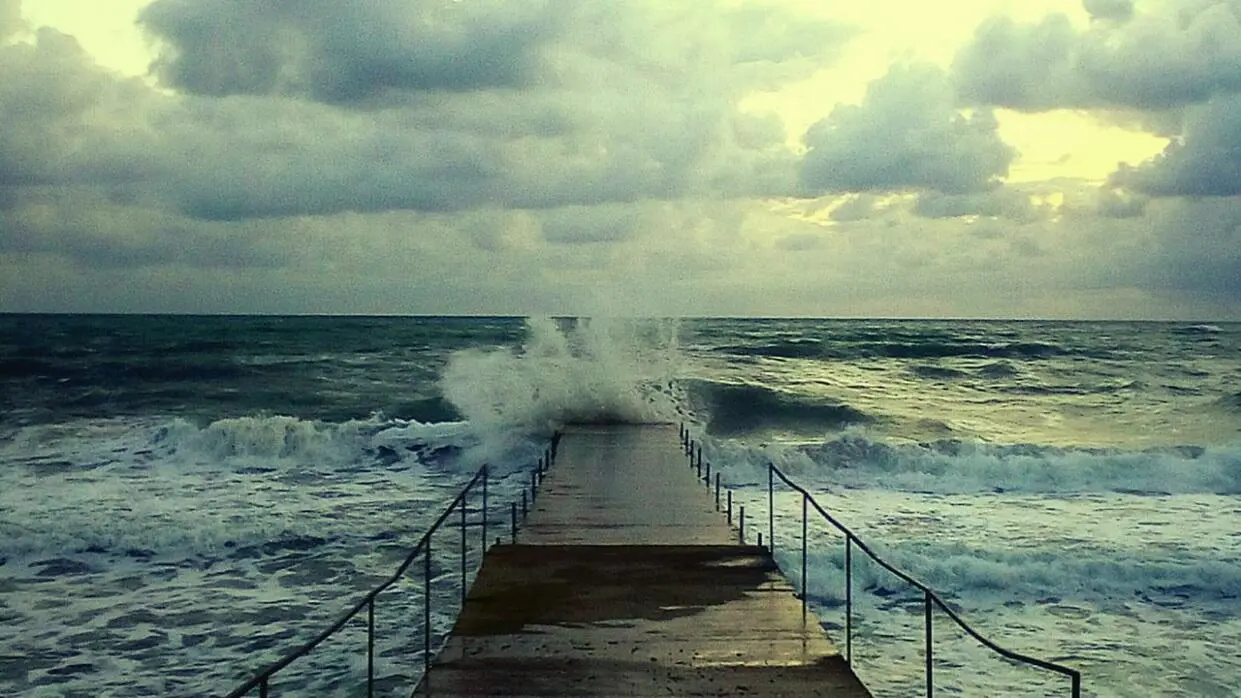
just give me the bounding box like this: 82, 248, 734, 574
224, 438, 558, 698
678, 425, 1081, 698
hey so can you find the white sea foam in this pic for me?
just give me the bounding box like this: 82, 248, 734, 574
703, 431, 1241, 495
0, 414, 536, 559
440, 317, 685, 431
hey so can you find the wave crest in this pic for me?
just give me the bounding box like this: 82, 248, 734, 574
440, 317, 683, 431
709, 434, 1241, 495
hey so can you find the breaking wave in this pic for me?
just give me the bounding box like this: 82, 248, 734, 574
0, 414, 544, 559
440, 317, 683, 431
706, 433, 1241, 495
795, 538, 1241, 607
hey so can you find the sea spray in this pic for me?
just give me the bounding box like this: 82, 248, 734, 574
440, 317, 685, 431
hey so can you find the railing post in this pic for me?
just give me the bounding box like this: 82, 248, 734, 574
531, 469, 538, 501
704, 460, 711, 486
845, 537, 853, 664
259, 677, 268, 698
521, 489, 528, 518
1072, 673, 1081, 698
510, 502, 517, 544
739, 505, 745, 543
423, 543, 432, 678
768, 465, 775, 551
925, 590, 934, 698
459, 497, 468, 606
714, 473, 720, 511
727, 490, 732, 525
696, 444, 703, 475
367, 596, 375, 698
801, 492, 808, 622
695, 445, 702, 478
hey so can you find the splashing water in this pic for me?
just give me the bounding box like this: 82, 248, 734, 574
440, 317, 685, 432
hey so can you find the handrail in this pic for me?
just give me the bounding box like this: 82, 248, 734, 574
224, 435, 559, 697
769, 464, 1082, 695
677, 424, 1081, 698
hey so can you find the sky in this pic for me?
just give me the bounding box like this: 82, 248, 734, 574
1, 0, 1239, 318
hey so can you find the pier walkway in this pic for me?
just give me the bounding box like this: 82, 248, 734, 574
418, 424, 871, 696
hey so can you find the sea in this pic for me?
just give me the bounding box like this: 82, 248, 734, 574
1, 314, 1238, 697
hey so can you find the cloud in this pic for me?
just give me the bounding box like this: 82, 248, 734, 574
828, 193, 881, 222
800, 63, 1015, 195
1113, 93, 1241, 196
0, 28, 154, 188
140, 0, 855, 105
140, 0, 556, 102
1137, 196, 1241, 299
539, 204, 645, 245
912, 187, 1046, 222
0, 0, 854, 306
1083, 0, 1134, 22
954, 2, 1241, 111
0, 189, 287, 269
1, 2, 849, 231
0, 0, 22, 40
1092, 186, 1148, 218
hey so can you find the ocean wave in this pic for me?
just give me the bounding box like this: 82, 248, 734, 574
0, 414, 546, 560
706, 433, 1241, 495
440, 317, 683, 431
1171, 324, 1224, 335
687, 380, 872, 436
719, 340, 1111, 361
154, 415, 371, 463
793, 540, 1241, 607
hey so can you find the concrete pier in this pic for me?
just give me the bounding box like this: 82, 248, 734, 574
419, 424, 870, 696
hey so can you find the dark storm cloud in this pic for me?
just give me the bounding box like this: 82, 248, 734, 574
0, 28, 155, 188
954, 2, 1241, 111
0, 6, 844, 225
0, 190, 285, 269
1139, 197, 1241, 298
1113, 93, 1241, 196
800, 64, 1015, 195
140, 0, 554, 102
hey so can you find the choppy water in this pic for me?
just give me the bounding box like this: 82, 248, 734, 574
1, 315, 1238, 696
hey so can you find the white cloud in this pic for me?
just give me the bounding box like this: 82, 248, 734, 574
800, 64, 1015, 195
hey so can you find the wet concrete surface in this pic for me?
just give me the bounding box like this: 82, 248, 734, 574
419, 425, 870, 696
